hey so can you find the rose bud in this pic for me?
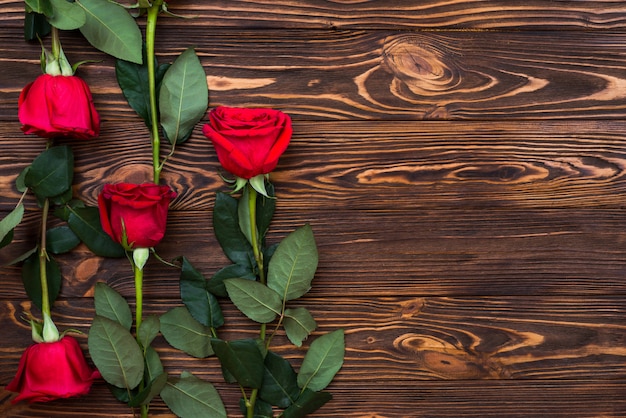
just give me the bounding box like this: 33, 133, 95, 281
6, 335, 100, 404
18, 73, 100, 140
98, 183, 177, 250
202, 106, 292, 180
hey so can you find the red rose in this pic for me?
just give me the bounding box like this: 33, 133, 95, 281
6, 336, 100, 404
98, 183, 177, 249
18, 74, 100, 140
202, 106, 292, 179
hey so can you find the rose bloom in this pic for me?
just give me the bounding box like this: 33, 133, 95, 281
98, 183, 177, 249
18, 74, 100, 140
202, 106, 292, 179
6, 336, 100, 404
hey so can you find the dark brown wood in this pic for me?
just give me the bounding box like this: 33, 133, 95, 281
2, 1, 626, 417
4, 28, 626, 121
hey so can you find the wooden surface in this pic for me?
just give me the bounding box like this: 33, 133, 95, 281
2, 0, 626, 416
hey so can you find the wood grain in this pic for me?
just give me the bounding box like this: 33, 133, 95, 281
4, 0, 626, 30
2, 1, 626, 417
4, 29, 626, 121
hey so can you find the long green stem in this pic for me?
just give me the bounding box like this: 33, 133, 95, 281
132, 261, 148, 418
246, 184, 265, 418
146, 2, 162, 184
39, 198, 51, 319
134, 263, 143, 336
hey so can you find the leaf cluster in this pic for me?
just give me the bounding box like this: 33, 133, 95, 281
159, 183, 345, 417
24, 0, 209, 148
1, 146, 124, 311
89, 282, 226, 417
24, 0, 143, 64
116, 46, 208, 146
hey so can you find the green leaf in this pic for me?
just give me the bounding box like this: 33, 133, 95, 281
256, 182, 275, 244
0, 203, 24, 248
0, 229, 13, 249
88, 315, 145, 389
46, 225, 80, 254
159, 48, 208, 144
283, 307, 317, 347
48, 0, 86, 30
260, 351, 300, 408
77, 0, 143, 64
160, 306, 214, 358
207, 263, 256, 298
211, 339, 265, 389
224, 278, 282, 324
297, 329, 345, 392
128, 346, 166, 407
237, 185, 255, 247
267, 224, 318, 301
179, 257, 224, 328
144, 345, 164, 382
16, 165, 30, 193
116, 49, 170, 128
53, 199, 85, 221
282, 389, 332, 418
21, 252, 61, 311
138, 315, 160, 349
130, 371, 167, 407
68, 206, 125, 258
160, 371, 226, 418
240, 397, 273, 417
25, 146, 73, 199
24, 0, 53, 16
24, 11, 51, 41
213, 192, 254, 267
94, 282, 132, 330
48, 186, 73, 206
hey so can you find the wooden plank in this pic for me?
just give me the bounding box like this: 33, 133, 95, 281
3, 0, 626, 30
2, 380, 625, 417
2, 296, 626, 381
2, 207, 626, 299
4, 29, 626, 121
3, 120, 626, 212
1, 296, 626, 416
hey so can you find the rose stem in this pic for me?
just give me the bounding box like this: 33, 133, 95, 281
132, 258, 147, 418
39, 198, 51, 321
146, 1, 163, 184
246, 183, 265, 418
